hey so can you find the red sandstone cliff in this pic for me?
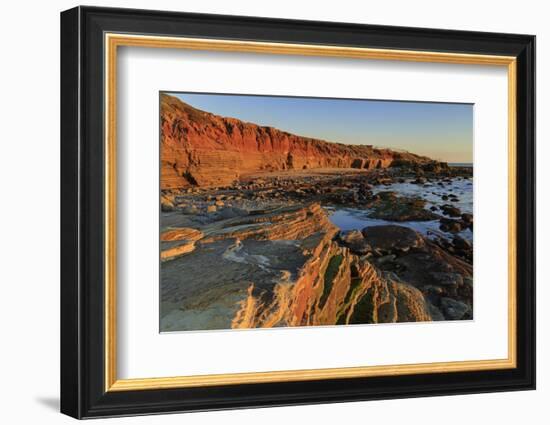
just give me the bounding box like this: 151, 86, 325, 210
161, 93, 434, 189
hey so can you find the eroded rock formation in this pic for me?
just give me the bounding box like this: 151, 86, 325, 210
160, 94, 436, 189
159, 200, 471, 331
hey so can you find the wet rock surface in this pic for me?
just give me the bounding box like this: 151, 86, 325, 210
366, 192, 440, 221
160, 163, 473, 330
361, 225, 425, 253
160, 202, 440, 331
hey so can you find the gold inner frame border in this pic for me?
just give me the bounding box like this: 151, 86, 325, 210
104, 33, 517, 392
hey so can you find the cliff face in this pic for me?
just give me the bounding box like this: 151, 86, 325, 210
160, 94, 433, 189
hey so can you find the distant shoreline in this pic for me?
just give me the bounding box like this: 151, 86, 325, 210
448, 162, 473, 167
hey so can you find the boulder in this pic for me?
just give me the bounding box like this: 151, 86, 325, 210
429, 272, 464, 288
412, 177, 427, 184
452, 236, 472, 250
441, 204, 461, 217
461, 213, 473, 224
339, 230, 372, 255
361, 225, 425, 253
440, 297, 472, 320
439, 218, 463, 233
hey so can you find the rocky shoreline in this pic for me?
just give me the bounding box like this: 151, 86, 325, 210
160, 163, 473, 332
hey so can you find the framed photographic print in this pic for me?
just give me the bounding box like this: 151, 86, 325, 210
60, 6, 536, 419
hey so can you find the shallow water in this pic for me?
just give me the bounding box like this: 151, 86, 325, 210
327, 177, 473, 242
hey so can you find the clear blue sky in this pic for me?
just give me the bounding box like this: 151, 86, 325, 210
169, 92, 473, 163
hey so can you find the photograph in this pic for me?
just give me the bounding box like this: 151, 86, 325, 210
159, 92, 474, 332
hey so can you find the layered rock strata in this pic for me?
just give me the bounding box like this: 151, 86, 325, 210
161, 94, 438, 189
159, 200, 470, 331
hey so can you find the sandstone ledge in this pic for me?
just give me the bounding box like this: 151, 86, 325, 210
160, 199, 471, 332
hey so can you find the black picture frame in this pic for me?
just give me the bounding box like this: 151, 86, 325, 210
61, 5, 536, 419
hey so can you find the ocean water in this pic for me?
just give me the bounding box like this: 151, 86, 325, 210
327, 177, 473, 242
